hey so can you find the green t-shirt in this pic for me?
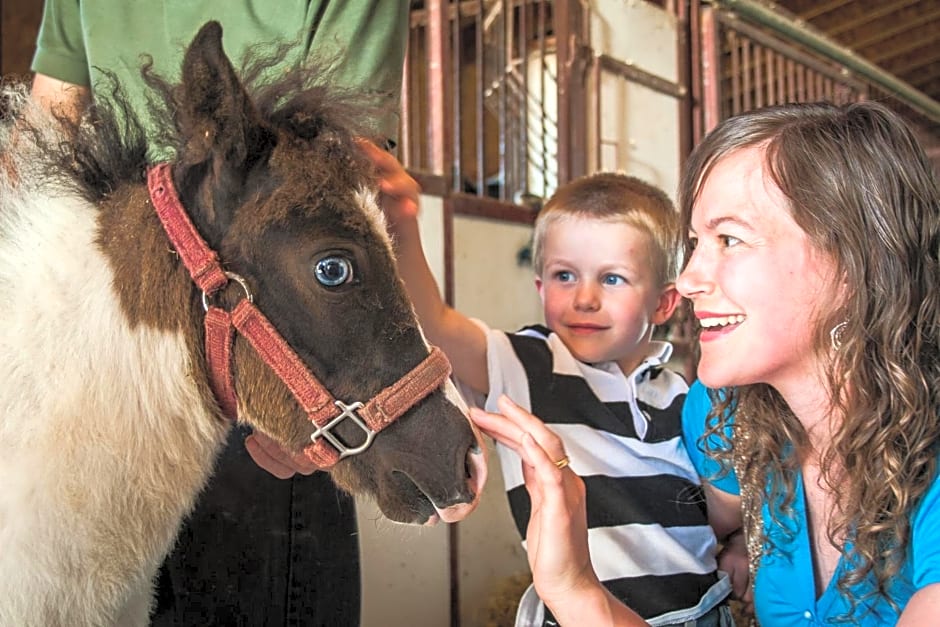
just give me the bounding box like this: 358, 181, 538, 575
31, 0, 408, 144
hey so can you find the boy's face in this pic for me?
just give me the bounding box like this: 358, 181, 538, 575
536, 217, 678, 374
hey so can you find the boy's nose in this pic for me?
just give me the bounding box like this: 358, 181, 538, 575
573, 283, 600, 311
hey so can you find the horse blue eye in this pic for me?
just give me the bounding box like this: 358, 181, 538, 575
315, 256, 353, 287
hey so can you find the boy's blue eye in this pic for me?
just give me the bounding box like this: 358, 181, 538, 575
602, 274, 627, 286
555, 270, 575, 282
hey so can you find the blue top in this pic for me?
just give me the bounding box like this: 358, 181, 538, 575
682, 381, 940, 625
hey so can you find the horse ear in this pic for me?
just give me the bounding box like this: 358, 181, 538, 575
177, 21, 274, 171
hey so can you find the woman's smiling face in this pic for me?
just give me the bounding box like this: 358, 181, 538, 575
676, 145, 840, 394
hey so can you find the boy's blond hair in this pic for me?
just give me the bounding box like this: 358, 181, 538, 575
531, 172, 679, 285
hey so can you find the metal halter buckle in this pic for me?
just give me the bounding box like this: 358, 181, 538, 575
310, 400, 378, 459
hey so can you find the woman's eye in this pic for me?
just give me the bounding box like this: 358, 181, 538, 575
719, 235, 742, 248
314, 255, 354, 287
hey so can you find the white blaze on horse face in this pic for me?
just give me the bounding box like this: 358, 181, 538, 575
354, 186, 395, 256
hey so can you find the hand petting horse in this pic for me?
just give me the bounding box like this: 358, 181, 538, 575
0, 21, 486, 626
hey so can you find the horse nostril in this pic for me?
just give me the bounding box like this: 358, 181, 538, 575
464, 441, 482, 480
464, 445, 482, 488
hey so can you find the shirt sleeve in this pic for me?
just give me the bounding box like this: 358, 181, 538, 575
30, 0, 90, 87
911, 466, 940, 588
304, 1, 410, 145
481, 323, 535, 414
682, 380, 740, 495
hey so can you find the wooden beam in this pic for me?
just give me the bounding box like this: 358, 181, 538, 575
865, 26, 940, 66
824, 0, 921, 38
791, 0, 854, 22
846, 6, 940, 51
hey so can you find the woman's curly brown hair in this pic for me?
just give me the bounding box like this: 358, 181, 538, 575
679, 101, 940, 617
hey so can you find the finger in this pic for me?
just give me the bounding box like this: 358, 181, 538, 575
468, 407, 527, 451
495, 395, 553, 433
519, 444, 545, 510
245, 432, 319, 477
741, 582, 754, 606
245, 434, 296, 479
378, 172, 420, 202
496, 395, 567, 460
520, 431, 567, 483
357, 138, 417, 188
355, 137, 385, 165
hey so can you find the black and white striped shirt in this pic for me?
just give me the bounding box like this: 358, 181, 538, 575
481, 324, 731, 626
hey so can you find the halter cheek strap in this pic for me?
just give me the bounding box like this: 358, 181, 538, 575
146, 162, 452, 468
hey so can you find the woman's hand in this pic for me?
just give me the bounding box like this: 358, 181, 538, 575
470, 395, 648, 626
718, 529, 753, 616
470, 396, 597, 605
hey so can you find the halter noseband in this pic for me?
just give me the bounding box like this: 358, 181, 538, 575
146, 163, 452, 468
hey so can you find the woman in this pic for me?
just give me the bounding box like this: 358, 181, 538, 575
471, 101, 940, 625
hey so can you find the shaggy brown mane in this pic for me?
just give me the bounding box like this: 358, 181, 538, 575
35, 40, 389, 211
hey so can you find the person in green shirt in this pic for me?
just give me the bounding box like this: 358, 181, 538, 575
32, 0, 407, 146
31, 2, 409, 624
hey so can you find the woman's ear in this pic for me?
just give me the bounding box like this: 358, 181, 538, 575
652, 283, 682, 325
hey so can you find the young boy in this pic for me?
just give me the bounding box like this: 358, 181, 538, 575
366, 143, 733, 626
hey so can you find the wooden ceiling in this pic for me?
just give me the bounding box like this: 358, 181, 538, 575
772, 0, 940, 126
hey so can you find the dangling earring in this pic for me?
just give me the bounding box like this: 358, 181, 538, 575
830, 320, 847, 351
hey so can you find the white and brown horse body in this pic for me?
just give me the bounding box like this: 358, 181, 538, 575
0, 22, 485, 626
0, 167, 227, 623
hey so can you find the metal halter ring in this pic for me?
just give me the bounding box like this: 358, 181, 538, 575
201, 271, 253, 312
310, 400, 378, 459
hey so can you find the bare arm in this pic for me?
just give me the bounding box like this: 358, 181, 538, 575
701, 482, 752, 611
30, 72, 90, 120
898, 583, 940, 625
362, 140, 490, 394
704, 481, 742, 540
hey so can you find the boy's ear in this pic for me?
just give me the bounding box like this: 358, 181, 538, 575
534, 275, 545, 304
651, 283, 682, 325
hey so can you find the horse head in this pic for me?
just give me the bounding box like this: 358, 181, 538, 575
157, 22, 486, 524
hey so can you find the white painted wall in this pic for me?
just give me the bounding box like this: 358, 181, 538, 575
452, 214, 543, 627
589, 0, 681, 199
